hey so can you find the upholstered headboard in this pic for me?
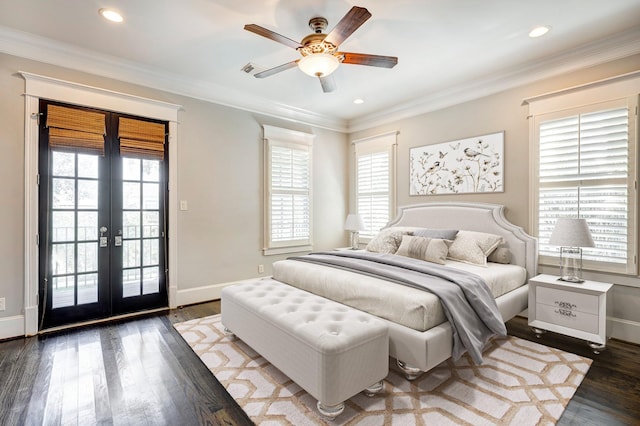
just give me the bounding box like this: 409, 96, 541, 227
386, 202, 538, 278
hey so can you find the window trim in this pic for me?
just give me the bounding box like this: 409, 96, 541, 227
526, 72, 639, 276
353, 131, 398, 242
263, 125, 314, 255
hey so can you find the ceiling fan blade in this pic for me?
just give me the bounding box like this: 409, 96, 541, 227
324, 6, 372, 47
244, 24, 302, 49
319, 75, 336, 93
254, 61, 299, 78
340, 52, 398, 68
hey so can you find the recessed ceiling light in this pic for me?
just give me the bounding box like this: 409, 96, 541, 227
529, 25, 550, 38
353, 98, 364, 104
99, 8, 124, 23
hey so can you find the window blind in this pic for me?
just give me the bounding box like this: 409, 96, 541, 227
118, 117, 166, 160
46, 104, 106, 155
538, 106, 631, 268
357, 151, 390, 238
270, 145, 310, 243
354, 132, 397, 240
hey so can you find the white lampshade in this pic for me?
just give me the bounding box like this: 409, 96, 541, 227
549, 218, 595, 248
344, 213, 365, 231
298, 53, 340, 77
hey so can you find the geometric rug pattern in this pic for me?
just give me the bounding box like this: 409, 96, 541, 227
174, 315, 591, 425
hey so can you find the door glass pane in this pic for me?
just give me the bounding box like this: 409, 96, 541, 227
52, 211, 74, 242
123, 158, 140, 181
143, 212, 159, 237
77, 242, 98, 273
78, 180, 98, 209
52, 243, 75, 275
142, 267, 159, 295
142, 160, 160, 182
52, 178, 75, 209
143, 239, 159, 266
143, 183, 159, 209
123, 182, 140, 209
123, 240, 140, 268
123, 212, 141, 239
77, 212, 98, 241
123, 269, 141, 298
77, 273, 98, 305
52, 152, 75, 177
78, 154, 99, 179
52, 275, 75, 309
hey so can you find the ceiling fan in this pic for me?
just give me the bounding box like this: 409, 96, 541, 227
244, 6, 398, 93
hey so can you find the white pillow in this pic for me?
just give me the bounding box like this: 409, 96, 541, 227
366, 228, 412, 254
395, 235, 451, 265
448, 230, 504, 266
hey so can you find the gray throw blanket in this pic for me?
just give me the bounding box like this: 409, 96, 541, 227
289, 250, 506, 364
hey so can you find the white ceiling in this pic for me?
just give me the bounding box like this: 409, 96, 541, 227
1, 0, 639, 131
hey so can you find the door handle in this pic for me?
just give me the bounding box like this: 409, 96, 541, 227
99, 226, 108, 248
114, 230, 123, 247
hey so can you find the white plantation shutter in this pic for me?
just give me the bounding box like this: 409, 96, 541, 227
354, 132, 397, 239
264, 126, 314, 254
531, 93, 638, 275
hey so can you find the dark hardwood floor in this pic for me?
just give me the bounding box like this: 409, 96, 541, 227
1, 303, 638, 425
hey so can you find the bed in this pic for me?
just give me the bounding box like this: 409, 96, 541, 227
272, 202, 538, 379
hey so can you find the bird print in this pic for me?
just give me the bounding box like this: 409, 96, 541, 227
425, 161, 440, 174
439, 151, 448, 159
464, 147, 489, 158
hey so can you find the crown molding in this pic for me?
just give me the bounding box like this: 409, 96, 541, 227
1, 25, 638, 134
0, 25, 348, 132
347, 26, 640, 133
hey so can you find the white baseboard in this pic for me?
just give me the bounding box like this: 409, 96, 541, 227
0, 315, 25, 340
175, 277, 263, 307
609, 317, 640, 345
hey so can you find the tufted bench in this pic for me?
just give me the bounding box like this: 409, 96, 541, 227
221, 278, 389, 419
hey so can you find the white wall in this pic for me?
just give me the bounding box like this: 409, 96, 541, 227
0, 53, 348, 337
349, 54, 640, 344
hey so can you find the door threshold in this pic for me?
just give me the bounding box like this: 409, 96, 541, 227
39, 307, 169, 335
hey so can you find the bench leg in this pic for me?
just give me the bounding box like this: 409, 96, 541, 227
397, 360, 423, 381
364, 380, 384, 397
223, 326, 236, 338
317, 401, 345, 419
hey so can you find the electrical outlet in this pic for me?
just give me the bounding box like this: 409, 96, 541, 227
0, 298, 5, 311
258, 264, 264, 274
179, 200, 188, 211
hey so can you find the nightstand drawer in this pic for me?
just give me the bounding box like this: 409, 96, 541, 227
536, 286, 599, 314
535, 303, 599, 334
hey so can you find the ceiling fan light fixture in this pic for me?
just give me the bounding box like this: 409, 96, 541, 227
298, 53, 340, 77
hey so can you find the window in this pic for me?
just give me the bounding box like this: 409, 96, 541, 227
353, 132, 397, 240
263, 125, 314, 255
527, 74, 638, 275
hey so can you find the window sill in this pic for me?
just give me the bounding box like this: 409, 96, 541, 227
263, 245, 313, 256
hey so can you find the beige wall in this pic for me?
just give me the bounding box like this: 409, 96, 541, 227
349, 54, 640, 342
0, 53, 348, 326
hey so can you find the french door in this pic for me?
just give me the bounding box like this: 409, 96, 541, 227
38, 100, 168, 329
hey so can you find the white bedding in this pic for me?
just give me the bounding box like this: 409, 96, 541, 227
271, 256, 526, 333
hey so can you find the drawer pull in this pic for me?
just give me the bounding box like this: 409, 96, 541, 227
555, 301, 577, 310
555, 308, 576, 317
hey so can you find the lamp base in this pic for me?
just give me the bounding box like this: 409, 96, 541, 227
350, 231, 360, 250
557, 276, 585, 284
559, 246, 583, 284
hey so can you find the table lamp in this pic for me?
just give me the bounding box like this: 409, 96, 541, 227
344, 214, 365, 250
548, 218, 595, 283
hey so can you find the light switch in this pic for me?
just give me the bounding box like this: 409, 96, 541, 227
180, 200, 188, 211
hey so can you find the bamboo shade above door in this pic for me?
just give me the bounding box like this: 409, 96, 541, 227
46, 104, 106, 155
118, 117, 166, 160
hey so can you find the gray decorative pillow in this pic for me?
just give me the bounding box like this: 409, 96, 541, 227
413, 228, 459, 240
366, 228, 412, 254
448, 230, 505, 266
488, 247, 511, 264
395, 235, 450, 265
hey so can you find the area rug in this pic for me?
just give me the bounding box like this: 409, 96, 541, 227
174, 315, 591, 425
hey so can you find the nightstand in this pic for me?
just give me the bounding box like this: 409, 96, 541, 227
528, 274, 613, 353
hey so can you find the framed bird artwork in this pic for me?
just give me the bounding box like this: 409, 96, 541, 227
409, 131, 504, 195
